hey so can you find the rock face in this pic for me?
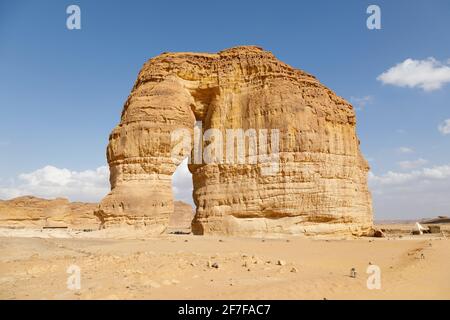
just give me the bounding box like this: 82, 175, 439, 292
0, 196, 99, 229
96, 46, 373, 236
167, 201, 195, 234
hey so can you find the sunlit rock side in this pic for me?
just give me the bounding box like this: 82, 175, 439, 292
96, 46, 373, 236
0, 196, 99, 229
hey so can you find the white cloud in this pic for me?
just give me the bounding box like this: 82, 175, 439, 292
0, 165, 110, 202
438, 119, 450, 135
0, 162, 194, 205
350, 96, 373, 110
172, 158, 193, 206
377, 57, 450, 91
369, 163, 450, 219
397, 147, 413, 154
0, 162, 195, 206
370, 164, 450, 187
397, 158, 427, 170
350, 95, 373, 110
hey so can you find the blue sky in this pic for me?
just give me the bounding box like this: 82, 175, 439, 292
1, 0, 449, 219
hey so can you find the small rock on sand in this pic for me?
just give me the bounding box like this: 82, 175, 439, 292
277, 260, 286, 266
374, 230, 385, 238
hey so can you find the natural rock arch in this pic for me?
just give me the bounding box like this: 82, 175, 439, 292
95, 46, 373, 236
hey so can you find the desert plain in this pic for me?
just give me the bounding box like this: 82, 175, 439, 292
1, 224, 449, 300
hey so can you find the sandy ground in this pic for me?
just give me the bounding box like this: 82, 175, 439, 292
0, 227, 449, 300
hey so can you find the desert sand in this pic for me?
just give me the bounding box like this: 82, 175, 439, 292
1, 225, 449, 300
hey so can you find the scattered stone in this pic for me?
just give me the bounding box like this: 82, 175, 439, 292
373, 229, 385, 238
290, 267, 298, 273
350, 268, 357, 278
211, 262, 219, 269
277, 260, 286, 266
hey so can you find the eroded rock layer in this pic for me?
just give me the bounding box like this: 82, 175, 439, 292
0, 197, 99, 230
167, 201, 195, 234
96, 46, 373, 236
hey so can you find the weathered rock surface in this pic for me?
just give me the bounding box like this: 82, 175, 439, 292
167, 201, 195, 234
96, 46, 373, 236
0, 196, 99, 229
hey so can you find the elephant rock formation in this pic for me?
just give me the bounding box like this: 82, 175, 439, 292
95, 46, 373, 236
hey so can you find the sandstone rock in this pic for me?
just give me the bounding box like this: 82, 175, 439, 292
96, 45, 373, 236
427, 225, 441, 234
373, 229, 385, 238
167, 201, 195, 234
0, 196, 99, 230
